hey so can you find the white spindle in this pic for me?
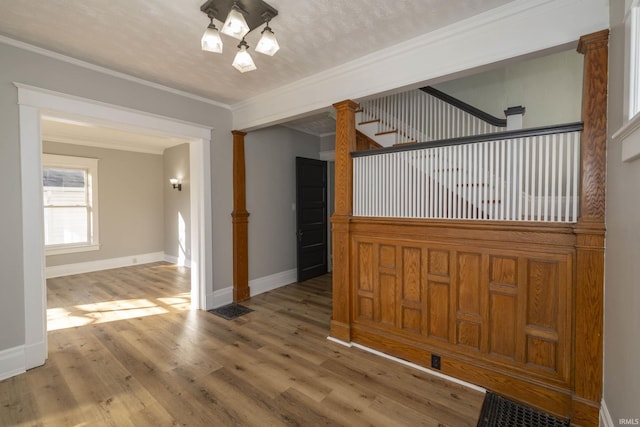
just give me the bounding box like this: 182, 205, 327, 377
352, 130, 580, 223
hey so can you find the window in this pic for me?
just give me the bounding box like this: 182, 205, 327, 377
43, 154, 99, 255
627, 0, 640, 120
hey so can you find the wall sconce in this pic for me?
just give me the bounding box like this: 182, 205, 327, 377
169, 178, 182, 191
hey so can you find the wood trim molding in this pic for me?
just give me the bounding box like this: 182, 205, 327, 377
356, 130, 383, 151
232, 130, 250, 302
330, 100, 358, 342
421, 86, 508, 127
351, 122, 584, 157
572, 29, 609, 427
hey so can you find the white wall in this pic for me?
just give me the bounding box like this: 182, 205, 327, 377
245, 126, 320, 280
603, 1, 640, 423
0, 41, 232, 353
433, 49, 584, 129
163, 143, 191, 264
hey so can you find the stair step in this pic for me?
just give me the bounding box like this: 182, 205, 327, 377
393, 141, 418, 147
359, 119, 380, 125
375, 129, 398, 136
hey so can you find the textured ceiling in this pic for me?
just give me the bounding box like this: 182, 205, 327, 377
0, 0, 514, 106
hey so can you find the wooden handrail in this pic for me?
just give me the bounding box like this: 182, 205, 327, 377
421, 86, 508, 127
351, 121, 583, 157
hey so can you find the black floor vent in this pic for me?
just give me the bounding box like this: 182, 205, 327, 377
208, 303, 253, 320
477, 392, 569, 427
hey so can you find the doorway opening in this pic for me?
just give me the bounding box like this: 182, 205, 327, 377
17, 84, 213, 370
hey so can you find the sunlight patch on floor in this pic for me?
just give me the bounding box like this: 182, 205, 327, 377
47, 293, 191, 331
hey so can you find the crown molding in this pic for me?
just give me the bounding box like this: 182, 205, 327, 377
0, 35, 231, 110
231, 0, 609, 131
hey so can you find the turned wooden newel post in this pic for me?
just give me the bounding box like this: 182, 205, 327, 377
330, 100, 358, 342
572, 29, 608, 427
232, 130, 250, 302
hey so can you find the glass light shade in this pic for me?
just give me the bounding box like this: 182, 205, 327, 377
232, 45, 257, 73
221, 7, 250, 40
169, 178, 179, 185
201, 24, 223, 53
255, 26, 279, 56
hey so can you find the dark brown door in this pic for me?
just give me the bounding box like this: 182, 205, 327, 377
296, 157, 328, 282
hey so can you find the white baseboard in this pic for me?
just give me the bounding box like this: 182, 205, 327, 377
250, 268, 297, 296
46, 252, 166, 278
600, 399, 615, 427
207, 287, 233, 310
205, 268, 297, 311
0, 346, 26, 381
163, 254, 192, 268
326, 336, 352, 347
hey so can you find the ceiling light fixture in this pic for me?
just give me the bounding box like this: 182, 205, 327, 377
200, 0, 279, 72
201, 16, 223, 53
255, 21, 279, 56
232, 39, 257, 73
221, 4, 250, 39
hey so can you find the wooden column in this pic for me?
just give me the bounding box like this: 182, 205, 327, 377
232, 130, 250, 302
330, 100, 358, 342
572, 29, 608, 427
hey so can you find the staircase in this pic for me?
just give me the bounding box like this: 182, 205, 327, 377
356, 86, 524, 147
351, 86, 581, 223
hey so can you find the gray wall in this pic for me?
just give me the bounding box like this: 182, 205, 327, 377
163, 143, 191, 261
245, 126, 320, 280
434, 49, 584, 129
603, 1, 640, 421
0, 41, 232, 352
43, 141, 164, 266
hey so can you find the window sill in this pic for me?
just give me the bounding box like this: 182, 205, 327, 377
612, 113, 640, 162
46, 243, 100, 256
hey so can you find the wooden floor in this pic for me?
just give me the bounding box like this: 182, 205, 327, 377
0, 263, 484, 426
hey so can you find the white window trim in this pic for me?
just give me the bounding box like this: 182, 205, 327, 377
43, 153, 100, 255
614, 0, 640, 162
627, 0, 640, 121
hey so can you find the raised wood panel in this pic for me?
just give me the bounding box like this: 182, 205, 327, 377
489, 255, 518, 359
401, 308, 422, 334
428, 281, 449, 340
357, 242, 373, 292
429, 249, 450, 277
379, 245, 396, 269
527, 336, 557, 372
456, 252, 481, 316
358, 297, 374, 321
457, 320, 481, 350
489, 293, 517, 358
379, 273, 397, 326
527, 259, 558, 330
490, 256, 517, 285
402, 247, 422, 302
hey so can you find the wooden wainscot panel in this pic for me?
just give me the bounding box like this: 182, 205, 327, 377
456, 252, 483, 351
349, 220, 574, 419
427, 249, 452, 342
488, 255, 519, 360
400, 246, 423, 334
355, 241, 374, 322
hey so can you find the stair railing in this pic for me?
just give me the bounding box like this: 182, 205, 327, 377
352, 122, 582, 222
358, 86, 517, 146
